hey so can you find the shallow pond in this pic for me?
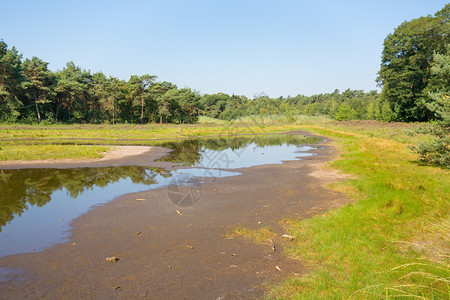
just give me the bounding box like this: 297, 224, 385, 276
0, 134, 321, 257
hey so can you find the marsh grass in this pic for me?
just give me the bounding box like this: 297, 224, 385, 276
0, 144, 109, 161
215, 120, 447, 299
0, 123, 304, 141
228, 225, 276, 245
352, 218, 449, 299
197, 116, 227, 124
265, 125, 449, 299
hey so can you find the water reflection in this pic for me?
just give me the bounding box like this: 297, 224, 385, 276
157, 134, 321, 166
0, 166, 168, 231
0, 134, 322, 257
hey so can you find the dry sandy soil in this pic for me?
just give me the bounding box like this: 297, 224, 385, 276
0, 133, 349, 299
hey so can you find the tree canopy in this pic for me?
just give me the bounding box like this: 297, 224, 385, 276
0, 39, 382, 124
377, 4, 449, 121
410, 44, 450, 167
0, 45, 203, 124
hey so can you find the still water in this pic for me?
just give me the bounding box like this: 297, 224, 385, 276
0, 134, 321, 257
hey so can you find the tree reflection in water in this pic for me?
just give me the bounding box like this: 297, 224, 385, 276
157, 134, 321, 165
0, 166, 170, 231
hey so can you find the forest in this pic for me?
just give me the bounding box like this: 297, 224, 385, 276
0, 45, 382, 125
0, 4, 448, 125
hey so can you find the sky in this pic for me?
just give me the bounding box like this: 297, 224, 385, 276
1, 0, 448, 98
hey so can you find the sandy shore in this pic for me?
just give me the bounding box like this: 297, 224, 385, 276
0, 145, 173, 169
0, 135, 350, 299
98, 146, 153, 160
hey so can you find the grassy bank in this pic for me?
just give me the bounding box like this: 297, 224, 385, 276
0, 144, 109, 161
223, 120, 448, 298
246, 123, 448, 299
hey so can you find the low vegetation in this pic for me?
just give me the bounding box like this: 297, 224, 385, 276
0, 144, 108, 161
0, 122, 313, 162
229, 226, 276, 245
226, 121, 449, 299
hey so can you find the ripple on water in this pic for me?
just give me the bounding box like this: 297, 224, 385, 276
0, 267, 22, 282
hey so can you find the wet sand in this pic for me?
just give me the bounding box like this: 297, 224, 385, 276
0, 134, 349, 299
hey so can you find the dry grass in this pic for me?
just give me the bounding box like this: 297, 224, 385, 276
228, 226, 277, 245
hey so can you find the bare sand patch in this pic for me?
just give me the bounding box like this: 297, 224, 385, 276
308, 162, 354, 182
97, 146, 152, 160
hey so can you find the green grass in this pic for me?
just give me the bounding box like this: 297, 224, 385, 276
0, 144, 109, 161
264, 124, 449, 299
0, 122, 305, 141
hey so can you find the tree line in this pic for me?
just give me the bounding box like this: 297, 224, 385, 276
0, 42, 383, 124
0, 48, 201, 124
0, 4, 448, 124
200, 89, 385, 121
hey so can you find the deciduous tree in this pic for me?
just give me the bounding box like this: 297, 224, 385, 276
377, 4, 449, 121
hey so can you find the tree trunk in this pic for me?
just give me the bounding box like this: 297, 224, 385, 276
112, 95, 115, 125
141, 95, 144, 124
35, 101, 41, 124
67, 96, 71, 122
159, 114, 162, 124
55, 104, 60, 122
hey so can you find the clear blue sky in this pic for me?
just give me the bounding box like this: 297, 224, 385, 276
1, 0, 447, 97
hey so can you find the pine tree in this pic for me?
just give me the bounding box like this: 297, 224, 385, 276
410, 46, 449, 167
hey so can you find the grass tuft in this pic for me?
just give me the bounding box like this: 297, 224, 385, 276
228, 225, 276, 245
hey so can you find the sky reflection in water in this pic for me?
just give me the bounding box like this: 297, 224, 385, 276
0, 134, 321, 257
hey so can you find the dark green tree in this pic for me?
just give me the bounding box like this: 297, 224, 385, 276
377, 4, 449, 121
0, 40, 25, 121
128, 74, 157, 124
220, 94, 248, 120
23, 57, 54, 123
90, 71, 109, 123
153, 81, 177, 123
410, 45, 449, 167
200, 93, 229, 118
177, 88, 201, 123
53, 62, 86, 122
106, 76, 122, 124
